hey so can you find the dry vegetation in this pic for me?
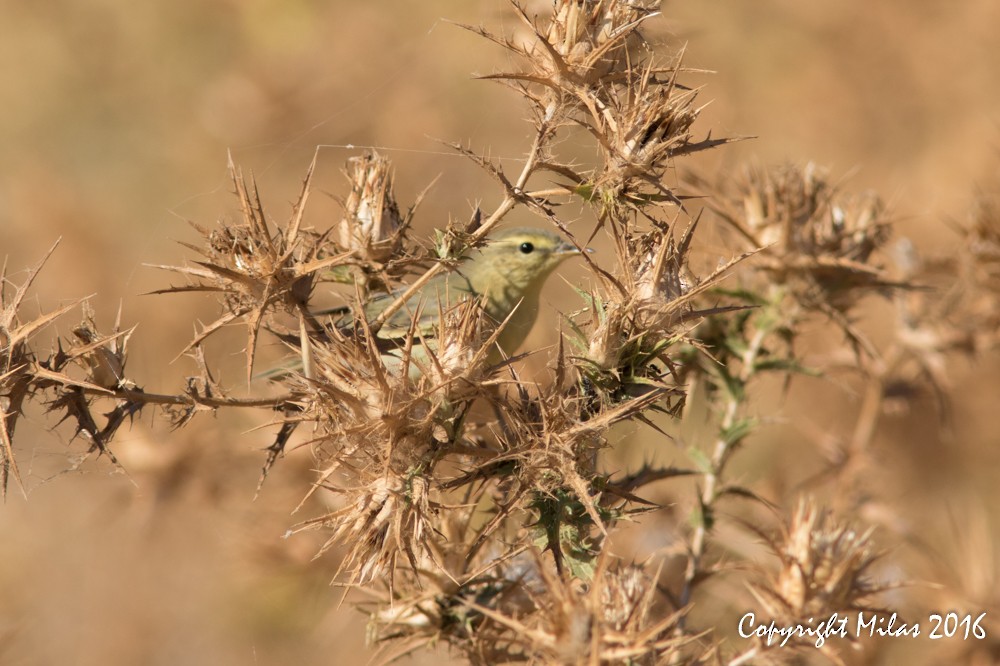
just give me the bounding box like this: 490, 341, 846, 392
3, 1, 1000, 665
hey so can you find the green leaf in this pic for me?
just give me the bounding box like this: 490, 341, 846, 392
752, 357, 821, 377
572, 182, 597, 202
565, 550, 596, 580
714, 365, 745, 403
717, 484, 774, 509
320, 264, 356, 284
687, 446, 713, 474
720, 417, 758, 447
723, 333, 749, 357
690, 494, 714, 531
710, 287, 767, 305
573, 286, 606, 322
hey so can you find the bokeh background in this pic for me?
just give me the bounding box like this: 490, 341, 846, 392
2, 1, 999, 664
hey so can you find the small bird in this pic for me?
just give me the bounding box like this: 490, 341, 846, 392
264, 227, 583, 380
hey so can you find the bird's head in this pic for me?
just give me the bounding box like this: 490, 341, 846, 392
465, 227, 582, 295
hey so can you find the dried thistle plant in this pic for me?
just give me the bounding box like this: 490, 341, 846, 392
363, 544, 705, 665
337, 150, 406, 264
1, 242, 78, 497
464, 0, 732, 212
1, 3, 841, 661
281, 298, 502, 586
964, 188, 1000, 295
760, 502, 884, 622
654, 160, 911, 658
784, 172, 1000, 502
12, 3, 1000, 666
150, 153, 350, 384
1, 243, 154, 496
262, 2, 749, 659
735, 500, 891, 664
690, 162, 895, 320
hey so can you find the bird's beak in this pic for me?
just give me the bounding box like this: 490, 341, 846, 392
555, 240, 592, 256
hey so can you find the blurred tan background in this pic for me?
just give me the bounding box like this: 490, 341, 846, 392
2, 1, 999, 664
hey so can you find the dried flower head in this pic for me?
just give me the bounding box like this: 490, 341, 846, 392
69, 303, 135, 391
590, 70, 707, 207
282, 298, 504, 585
447, 552, 695, 665
487, 0, 659, 101
964, 190, 1000, 293
752, 500, 886, 627
946, 188, 1000, 352
338, 150, 407, 264
463, 1, 731, 216
1, 246, 67, 496
543, 0, 656, 84
699, 162, 894, 314
153, 155, 347, 383
1, 244, 136, 497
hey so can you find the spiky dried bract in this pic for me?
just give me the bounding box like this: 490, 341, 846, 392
945, 189, 1000, 352
1, 246, 277, 498
424, 296, 498, 389
68, 303, 135, 391
543, 0, 656, 84
700, 162, 894, 314
965, 191, 1000, 293
751, 500, 888, 654
152, 156, 351, 382
0, 247, 68, 496
587, 67, 708, 208
470, 557, 691, 665
337, 150, 409, 267
476, 0, 658, 100
567, 217, 742, 421
40, 314, 141, 466
462, 1, 731, 214
365, 547, 705, 666
1, 245, 142, 496
285, 298, 502, 585
586, 224, 694, 364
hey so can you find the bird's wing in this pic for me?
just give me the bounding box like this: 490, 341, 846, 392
333, 272, 478, 342
371, 279, 476, 340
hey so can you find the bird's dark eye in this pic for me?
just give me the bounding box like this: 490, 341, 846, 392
519, 242, 534, 254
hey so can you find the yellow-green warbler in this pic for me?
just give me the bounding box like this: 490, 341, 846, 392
264, 227, 583, 379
